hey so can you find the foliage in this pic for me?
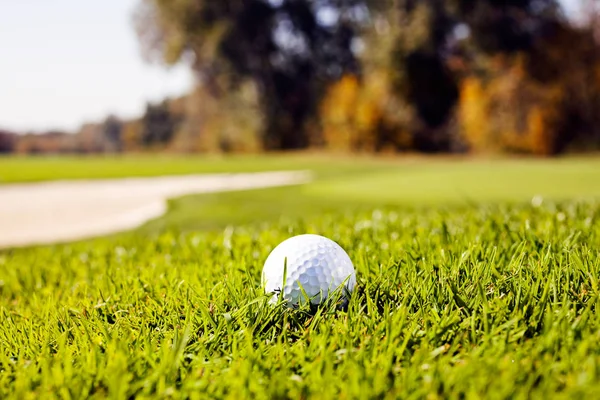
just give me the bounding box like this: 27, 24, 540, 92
121, 120, 144, 152
13, 132, 74, 155
140, 99, 183, 148
458, 57, 564, 155
9, 117, 123, 155
129, 0, 598, 156
320, 72, 415, 152
101, 116, 123, 153
458, 20, 600, 155
169, 82, 263, 153
319, 9, 416, 153
5, 0, 600, 156
320, 74, 377, 151
134, 0, 367, 149
0, 130, 16, 153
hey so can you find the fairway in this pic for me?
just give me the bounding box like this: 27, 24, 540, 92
2, 156, 600, 398
308, 158, 600, 204
0, 154, 391, 184
139, 156, 600, 234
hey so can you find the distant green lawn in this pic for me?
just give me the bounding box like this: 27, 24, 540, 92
141, 156, 600, 234
3, 155, 600, 398
308, 157, 600, 204
0, 153, 391, 183
3, 154, 600, 235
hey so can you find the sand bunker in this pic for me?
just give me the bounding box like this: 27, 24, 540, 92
0, 171, 311, 248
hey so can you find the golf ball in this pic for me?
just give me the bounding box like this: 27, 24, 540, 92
262, 234, 356, 306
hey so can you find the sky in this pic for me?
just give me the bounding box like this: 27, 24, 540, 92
0, 0, 193, 133
0, 0, 586, 133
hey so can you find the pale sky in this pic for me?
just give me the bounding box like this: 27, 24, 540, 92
0, 0, 584, 133
0, 0, 193, 133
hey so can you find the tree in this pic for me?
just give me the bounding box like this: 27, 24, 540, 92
140, 100, 181, 147
101, 115, 123, 152
365, 0, 565, 151
134, 0, 367, 149
0, 130, 16, 153
134, 0, 598, 155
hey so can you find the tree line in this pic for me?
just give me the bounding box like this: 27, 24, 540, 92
6, 0, 600, 155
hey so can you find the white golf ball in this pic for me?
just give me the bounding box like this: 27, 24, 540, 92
262, 234, 356, 306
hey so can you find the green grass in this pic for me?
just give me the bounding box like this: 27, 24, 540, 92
138, 156, 600, 234
0, 153, 392, 183
3, 201, 600, 398
3, 156, 600, 398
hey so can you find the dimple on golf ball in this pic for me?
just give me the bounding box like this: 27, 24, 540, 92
262, 234, 356, 306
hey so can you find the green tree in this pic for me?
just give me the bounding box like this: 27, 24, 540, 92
140, 100, 181, 147
134, 0, 367, 149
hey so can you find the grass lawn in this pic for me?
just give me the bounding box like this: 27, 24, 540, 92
2, 155, 600, 398
0, 153, 392, 183
140, 156, 600, 234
